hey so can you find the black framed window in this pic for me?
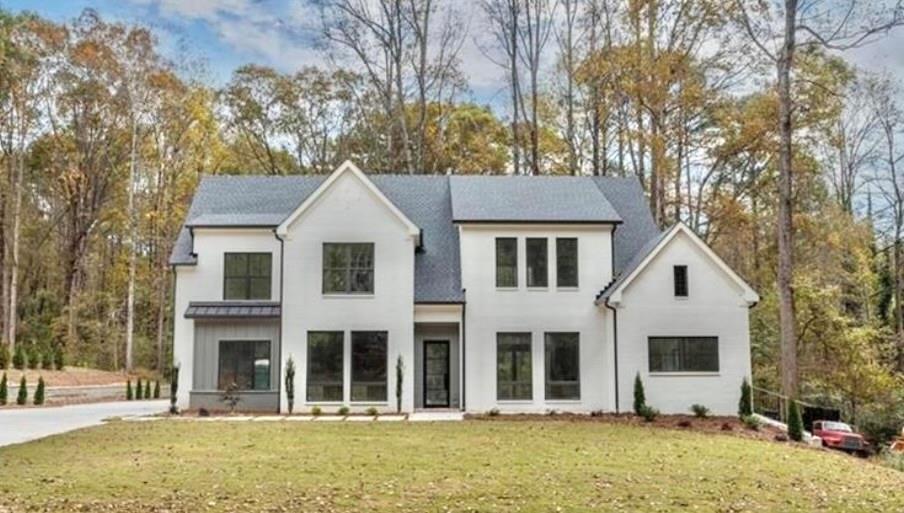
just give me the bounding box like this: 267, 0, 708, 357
323, 243, 375, 294
648, 337, 718, 372
224, 253, 272, 300
674, 265, 688, 297
545, 332, 580, 400
351, 331, 388, 402
496, 238, 518, 287
526, 238, 548, 287
217, 340, 270, 390
497, 333, 532, 400
556, 238, 578, 287
307, 331, 344, 401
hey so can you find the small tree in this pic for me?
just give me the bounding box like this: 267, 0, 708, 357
395, 355, 404, 413
135, 378, 142, 400
153, 380, 160, 399
33, 377, 45, 405
12, 345, 26, 370
169, 364, 179, 414
53, 345, 65, 370
787, 400, 804, 442
222, 382, 241, 413
126, 380, 133, 401
0, 345, 9, 369
633, 373, 646, 415
739, 378, 753, 417
285, 356, 296, 414
0, 371, 7, 405
16, 375, 27, 405
144, 380, 151, 399
41, 351, 53, 370
27, 347, 39, 370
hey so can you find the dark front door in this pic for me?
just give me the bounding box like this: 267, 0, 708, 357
424, 340, 450, 407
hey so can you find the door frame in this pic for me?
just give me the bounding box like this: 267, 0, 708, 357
423, 339, 451, 408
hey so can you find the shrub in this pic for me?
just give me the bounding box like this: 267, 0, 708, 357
12, 345, 25, 370
365, 406, 379, 416
153, 380, 160, 399
879, 450, 904, 472
27, 347, 39, 370
144, 380, 151, 399
677, 420, 692, 428
488, 408, 500, 417
41, 351, 53, 370
590, 410, 604, 417
338, 405, 350, 416
787, 401, 804, 442
198, 408, 210, 417
53, 345, 65, 370
0, 371, 7, 405
135, 379, 142, 400
741, 415, 761, 431
221, 382, 241, 413
169, 364, 180, 414
126, 380, 133, 401
0, 345, 8, 369
33, 377, 45, 405
638, 405, 659, 422
16, 375, 27, 405
633, 373, 646, 415
691, 404, 710, 419
738, 378, 753, 417
285, 356, 296, 414
311, 406, 322, 416
395, 355, 404, 413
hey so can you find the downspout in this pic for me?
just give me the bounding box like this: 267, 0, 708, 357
604, 300, 619, 414
461, 290, 467, 412
274, 230, 286, 414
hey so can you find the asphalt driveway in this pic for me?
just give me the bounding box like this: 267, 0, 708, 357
0, 400, 168, 447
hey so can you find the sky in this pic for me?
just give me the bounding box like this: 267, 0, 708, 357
3, 0, 904, 109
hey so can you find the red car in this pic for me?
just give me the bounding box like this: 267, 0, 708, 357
812, 420, 869, 455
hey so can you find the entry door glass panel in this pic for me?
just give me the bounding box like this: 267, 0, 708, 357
424, 341, 450, 407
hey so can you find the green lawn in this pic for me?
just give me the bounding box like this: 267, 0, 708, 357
0, 420, 901, 512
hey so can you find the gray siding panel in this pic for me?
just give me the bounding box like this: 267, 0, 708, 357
192, 320, 280, 392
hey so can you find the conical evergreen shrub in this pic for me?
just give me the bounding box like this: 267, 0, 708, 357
0, 345, 9, 369
633, 373, 646, 415
153, 380, 160, 399
12, 345, 25, 370
41, 351, 53, 370
126, 380, 133, 401
787, 400, 804, 442
16, 375, 27, 405
0, 372, 7, 405
27, 347, 39, 369
53, 345, 65, 370
34, 377, 45, 405
144, 380, 151, 399
135, 378, 142, 400
738, 377, 753, 417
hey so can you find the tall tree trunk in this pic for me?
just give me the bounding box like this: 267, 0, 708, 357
125, 117, 138, 372
777, 0, 799, 400
7, 148, 24, 349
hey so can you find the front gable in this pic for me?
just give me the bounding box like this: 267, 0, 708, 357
276, 161, 421, 244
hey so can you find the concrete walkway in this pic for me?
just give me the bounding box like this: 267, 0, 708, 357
0, 400, 168, 448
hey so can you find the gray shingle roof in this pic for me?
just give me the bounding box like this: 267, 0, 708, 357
449, 176, 622, 223
185, 301, 281, 319
170, 173, 660, 304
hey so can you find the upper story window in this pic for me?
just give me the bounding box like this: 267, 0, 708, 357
224, 253, 272, 300
556, 238, 578, 287
648, 336, 718, 373
526, 238, 548, 288
495, 238, 518, 288
674, 265, 688, 297
323, 243, 375, 294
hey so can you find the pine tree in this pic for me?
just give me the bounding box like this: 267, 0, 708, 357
135, 378, 142, 400
0, 372, 7, 405
633, 373, 646, 415
153, 380, 160, 399
12, 345, 26, 370
33, 377, 45, 405
787, 400, 804, 442
16, 376, 27, 405
126, 380, 133, 401
144, 380, 151, 399
739, 378, 753, 417
285, 356, 296, 414
169, 365, 179, 414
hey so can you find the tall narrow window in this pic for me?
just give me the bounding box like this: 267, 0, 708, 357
545, 332, 580, 400
323, 243, 374, 294
526, 238, 548, 287
224, 253, 272, 300
556, 238, 578, 287
497, 333, 532, 400
648, 337, 718, 373
307, 331, 344, 401
351, 331, 388, 402
496, 238, 518, 287
218, 340, 270, 390
674, 265, 688, 297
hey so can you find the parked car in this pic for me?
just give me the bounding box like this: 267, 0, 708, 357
812, 420, 869, 456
